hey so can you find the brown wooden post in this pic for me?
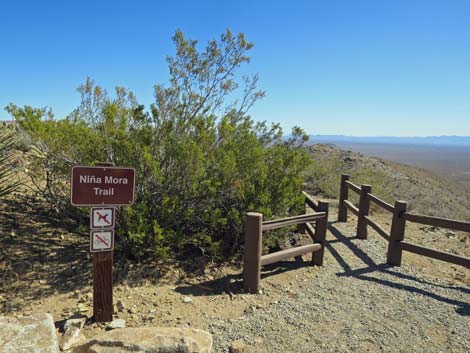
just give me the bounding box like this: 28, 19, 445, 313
387, 200, 407, 266
93, 162, 114, 322
294, 196, 308, 262
338, 174, 350, 222
312, 201, 328, 266
243, 212, 263, 294
357, 184, 372, 239
93, 251, 113, 321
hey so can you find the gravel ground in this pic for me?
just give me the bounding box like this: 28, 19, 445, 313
210, 216, 470, 353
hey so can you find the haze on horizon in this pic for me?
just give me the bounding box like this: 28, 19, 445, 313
1, 0, 470, 137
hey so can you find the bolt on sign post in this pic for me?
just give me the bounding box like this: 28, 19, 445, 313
71, 163, 135, 322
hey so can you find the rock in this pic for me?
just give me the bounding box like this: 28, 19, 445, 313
107, 319, 126, 330
230, 340, 246, 353
445, 231, 456, 238
74, 327, 212, 353
116, 300, 125, 312
60, 326, 86, 351
76, 303, 89, 313
182, 296, 193, 304
64, 315, 87, 331
0, 313, 60, 353
4, 301, 13, 312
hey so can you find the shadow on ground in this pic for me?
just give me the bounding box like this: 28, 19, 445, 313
0, 197, 91, 307
327, 222, 470, 316
174, 259, 309, 297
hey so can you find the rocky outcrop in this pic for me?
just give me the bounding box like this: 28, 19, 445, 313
0, 314, 60, 353
74, 327, 212, 353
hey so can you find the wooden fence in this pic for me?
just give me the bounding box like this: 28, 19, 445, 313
338, 174, 470, 269
243, 195, 329, 294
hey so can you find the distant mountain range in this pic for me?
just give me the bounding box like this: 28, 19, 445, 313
307, 135, 470, 146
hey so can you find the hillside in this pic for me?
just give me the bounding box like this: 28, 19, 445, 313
305, 144, 470, 221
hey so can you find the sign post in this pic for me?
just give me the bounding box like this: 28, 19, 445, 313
71, 163, 135, 322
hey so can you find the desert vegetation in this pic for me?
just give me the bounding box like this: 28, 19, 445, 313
3, 30, 310, 262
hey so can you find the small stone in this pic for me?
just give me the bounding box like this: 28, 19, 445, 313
4, 301, 13, 312
230, 339, 246, 353
446, 231, 456, 238
76, 303, 89, 313
116, 299, 126, 312
107, 318, 126, 329
59, 326, 86, 351
64, 315, 87, 331
182, 296, 193, 304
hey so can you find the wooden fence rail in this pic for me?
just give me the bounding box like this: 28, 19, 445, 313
338, 174, 470, 269
243, 195, 329, 294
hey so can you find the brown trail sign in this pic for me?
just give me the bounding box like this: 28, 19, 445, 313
71, 166, 135, 206
71, 163, 135, 322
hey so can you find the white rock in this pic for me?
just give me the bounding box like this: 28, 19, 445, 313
75, 327, 212, 353
107, 319, 126, 329
182, 296, 193, 304
0, 313, 60, 353
64, 315, 87, 331
59, 326, 86, 351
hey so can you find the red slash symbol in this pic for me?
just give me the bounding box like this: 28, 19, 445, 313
95, 233, 110, 247
96, 211, 111, 225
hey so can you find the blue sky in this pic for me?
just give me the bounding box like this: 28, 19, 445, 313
1, 0, 469, 136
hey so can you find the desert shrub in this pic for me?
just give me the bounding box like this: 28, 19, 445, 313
6, 29, 310, 260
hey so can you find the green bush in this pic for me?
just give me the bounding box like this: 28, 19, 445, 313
6, 29, 310, 260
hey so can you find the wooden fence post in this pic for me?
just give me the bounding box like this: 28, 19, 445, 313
357, 184, 372, 239
243, 212, 263, 294
312, 201, 329, 266
338, 174, 350, 222
387, 200, 407, 266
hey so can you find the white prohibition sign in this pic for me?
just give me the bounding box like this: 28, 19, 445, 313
90, 207, 115, 229
90, 230, 114, 253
